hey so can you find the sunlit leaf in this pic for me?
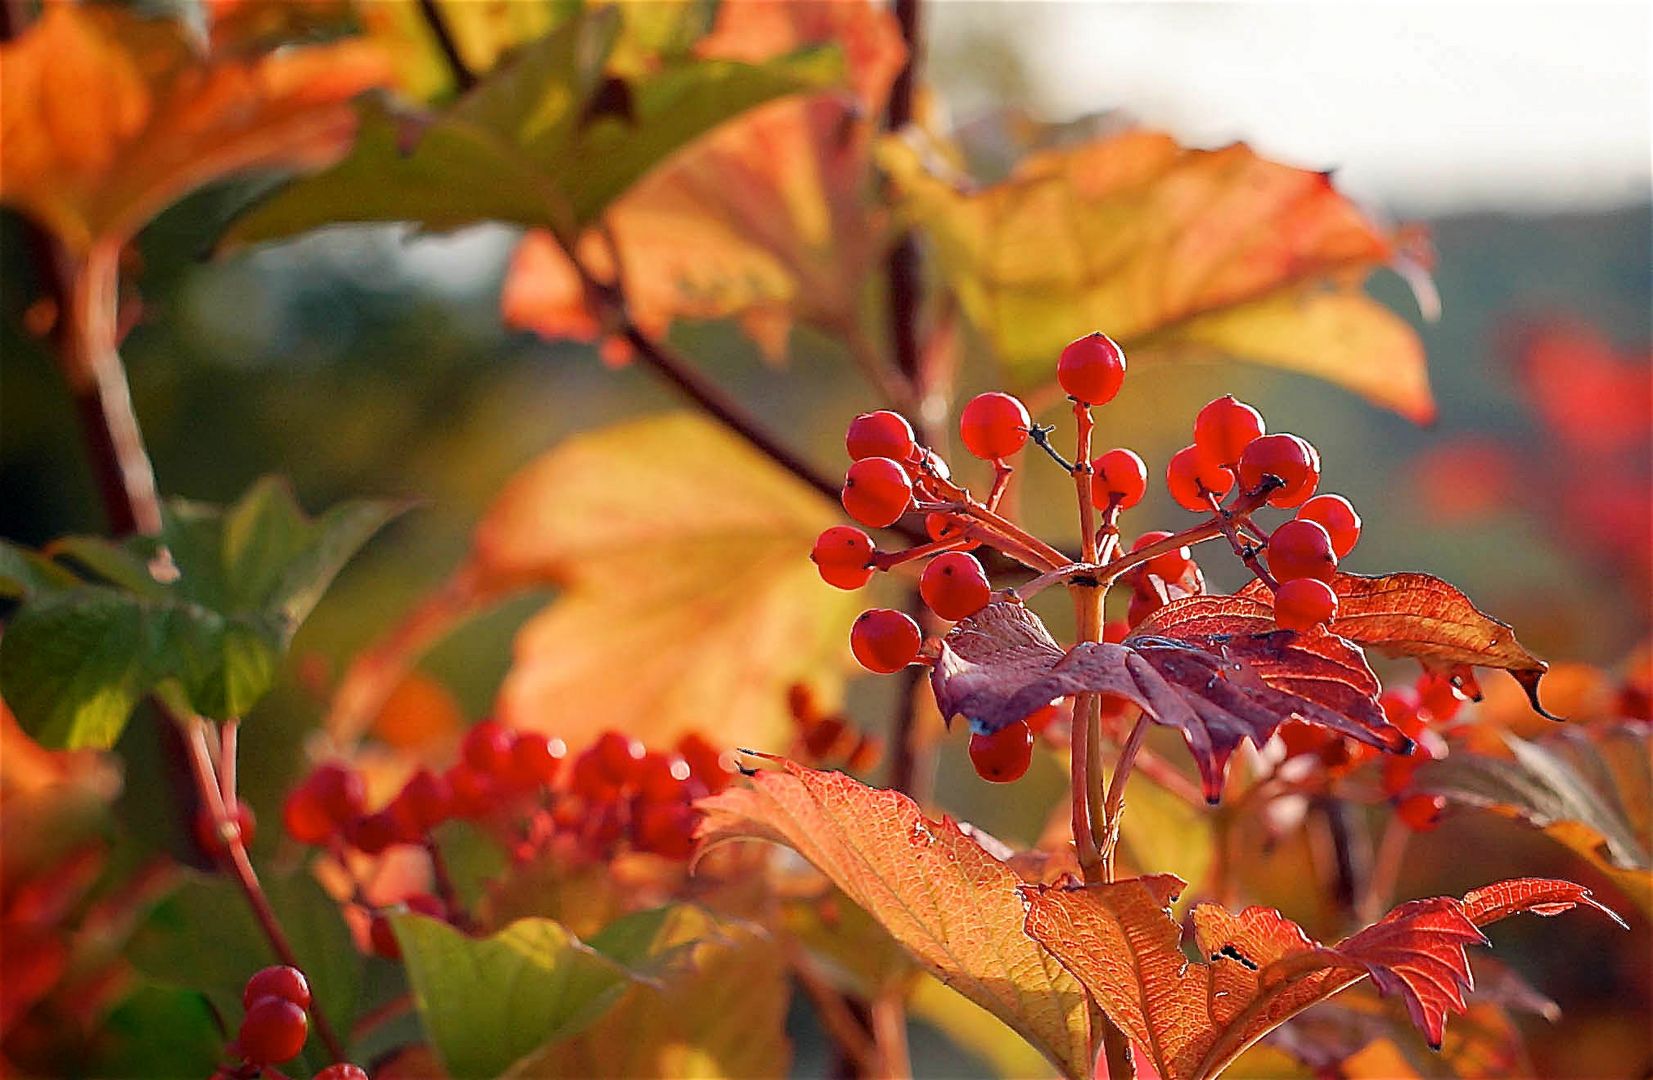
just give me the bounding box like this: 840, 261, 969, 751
881, 131, 1434, 419
1020, 874, 1621, 1080
696, 759, 1092, 1078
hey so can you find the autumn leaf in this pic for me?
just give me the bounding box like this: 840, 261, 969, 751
880, 130, 1435, 419
1020, 874, 1622, 1080
929, 600, 1406, 802
0, 3, 388, 253
504, 0, 905, 362
695, 759, 1092, 1078
1418, 725, 1651, 916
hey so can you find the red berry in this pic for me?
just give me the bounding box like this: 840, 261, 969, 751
461, 720, 513, 775
315, 1066, 369, 1080
445, 763, 496, 818
1132, 530, 1191, 582
919, 552, 991, 621
958, 392, 1030, 460
1273, 577, 1338, 631
925, 512, 971, 546
677, 733, 736, 794
1193, 395, 1266, 466
1395, 793, 1445, 832
1382, 752, 1421, 798
1090, 448, 1148, 510
242, 965, 310, 1012
195, 800, 255, 858
1126, 589, 1163, 628
569, 749, 623, 802
1267, 519, 1338, 583
632, 799, 697, 859
238, 996, 308, 1065
368, 913, 400, 959
968, 721, 1033, 783
846, 411, 916, 461
634, 752, 694, 802
1277, 720, 1328, 758
1237, 434, 1320, 507
911, 448, 952, 483
1023, 701, 1062, 734
1416, 671, 1466, 723
1379, 688, 1427, 740
593, 731, 646, 783
811, 526, 876, 590
282, 786, 333, 846
1166, 444, 1234, 511
850, 608, 922, 674
1057, 333, 1126, 405
308, 763, 367, 826
344, 811, 399, 856
1296, 494, 1361, 559
506, 731, 567, 790
1102, 619, 1129, 644
397, 767, 452, 831
841, 457, 913, 528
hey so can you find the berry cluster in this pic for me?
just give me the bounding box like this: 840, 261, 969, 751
214, 965, 367, 1079
787, 683, 881, 772
815, 331, 1369, 783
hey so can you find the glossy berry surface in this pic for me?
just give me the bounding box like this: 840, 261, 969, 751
461, 720, 513, 775
238, 997, 308, 1065
506, 731, 567, 790
1132, 530, 1191, 582
1296, 493, 1362, 558
1166, 444, 1234, 511
811, 525, 876, 590
1237, 433, 1320, 507
1057, 333, 1126, 405
1267, 519, 1338, 583
1090, 448, 1148, 510
958, 392, 1030, 460
592, 730, 646, 783
1396, 792, 1445, 832
242, 965, 310, 1012
845, 410, 916, 462
919, 551, 991, 621
1273, 576, 1338, 631
968, 721, 1034, 783
1193, 395, 1266, 466
315, 1066, 370, 1080
850, 608, 922, 673
841, 456, 913, 528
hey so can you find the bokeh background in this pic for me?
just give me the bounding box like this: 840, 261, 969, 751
3, 2, 1649, 1076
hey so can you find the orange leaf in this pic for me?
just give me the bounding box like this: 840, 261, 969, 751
695, 759, 1092, 1078
881, 131, 1435, 420
1021, 875, 1621, 1080
0, 3, 388, 252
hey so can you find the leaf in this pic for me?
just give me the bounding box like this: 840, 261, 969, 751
1020, 875, 1621, 1080
482, 413, 860, 751
0, 3, 388, 252
504, 0, 905, 359
227, 8, 845, 248
880, 131, 1434, 419
393, 913, 643, 1078
929, 601, 1406, 802
695, 759, 1091, 1077
1417, 726, 1652, 916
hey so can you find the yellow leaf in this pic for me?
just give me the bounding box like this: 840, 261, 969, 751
0, 4, 389, 251
479, 413, 860, 750
881, 131, 1435, 420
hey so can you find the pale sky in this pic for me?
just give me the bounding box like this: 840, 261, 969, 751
930, 1, 1652, 214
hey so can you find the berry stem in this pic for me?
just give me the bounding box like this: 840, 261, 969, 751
1203, 493, 1279, 591
871, 536, 971, 571
1097, 713, 1148, 881
424, 837, 473, 932
985, 460, 1015, 512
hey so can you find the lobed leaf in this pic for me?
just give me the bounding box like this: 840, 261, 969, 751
695, 759, 1091, 1077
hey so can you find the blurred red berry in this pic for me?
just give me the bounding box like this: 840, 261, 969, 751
195, 800, 255, 858
1379, 689, 1427, 740
242, 965, 310, 1012
1396, 793, 1445, 832
1132, 531, 1192, 582
461, 720, 513, 775
506, 731, 567, 790
315, 1066, 369, 1080
677, 733, 736, 794
238, 997, 308, 1065
593, 731, 646, 784
397, 768, 451, 832
307, 763, 367, 826
344, 811, 399, 856
282, 786, 334, 846
634, 752, 694, 803
632, 800, 697, 859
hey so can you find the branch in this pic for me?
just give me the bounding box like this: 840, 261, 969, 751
416, 0, 476, 93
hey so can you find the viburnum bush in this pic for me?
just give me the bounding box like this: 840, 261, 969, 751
1, 1, 1648, 1079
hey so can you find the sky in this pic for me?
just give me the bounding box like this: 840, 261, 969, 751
930, 1, 1652, 215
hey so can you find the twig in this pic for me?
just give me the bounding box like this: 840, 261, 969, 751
416, 0, 476, 93
1098, 714, 1148, 880
788, 945, 881, 1076
870, 993, 911, 1080
1360, 813, 1412, 923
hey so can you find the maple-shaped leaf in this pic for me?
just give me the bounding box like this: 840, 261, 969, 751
0, 3, 388, 253
504, 0, 905, 361
930, 601, 1406, 802
1418, 725, 1651, 916
695, 759, 1092, 1078
1021, 875, 1621, 1080
881, 131, 1435, 420
1238, 572, 1553, 714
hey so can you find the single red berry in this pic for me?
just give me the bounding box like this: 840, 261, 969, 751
632, 799, 698, 859
1296, 494, 1361, 558
1416, 671, 1466, 723
1273, 577, 1338, 631
958, 392, 1030, 460
634, 752, 694, 803
677, 733, 736, 794
919, 552, 991, 621
968, 721, 1034, 783
307, 763, 367, 826
238, 997, 309, 1065
242, 965, 311, 1012
1277, 720, 1328, 758
1379, 688, 1426, 740
195, 800, 255, 858
506, 731, 567, 791
1057, 333, 1126, 405
445, 763, 496, 818
569, 749, 623, 802
1267, 519, 1338, 583
801, 714, 847, 758
282, 786, 334, 846
811, 526, 876, 590
1166, 444, 1234, 511
1102, 619, 1129, 644
1131, 531, 1191, 582
1395, 792, 1445, 832
1090, 449, 1148, 510
1237, 434, 1320, 507
1126, 589, 1163, 628
461, 720, 513, 775
593, 731, 646, 784
841, 457, 913, 528
924, 512, 975, 549
1382, 753, 1421, 798
845, 411, 916, 462
1193, 395, 1266, 466
315, 1066, 369, 1080
344, 811, 400, 856
850, 608, 922, 674
1023, 701, 1062, 735
911, 448, 952, 483
397, 767, 452, 831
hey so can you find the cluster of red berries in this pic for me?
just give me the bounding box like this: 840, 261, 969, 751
787, 683, 881, 772
547, 729, 735, 862
215, 964, 365, 1079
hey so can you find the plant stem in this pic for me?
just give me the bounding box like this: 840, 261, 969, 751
788, 945, 881, 1075
870, 992, 911, 1080
1361, 813, 1412, 923
416, 0, 476, 92
1098, 714, 1148, 880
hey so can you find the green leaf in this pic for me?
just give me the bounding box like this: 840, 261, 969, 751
394, 914, 641, 1078
0, 539, 80, 599
89, 985, 223, 1079
0, 590, 156, 749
